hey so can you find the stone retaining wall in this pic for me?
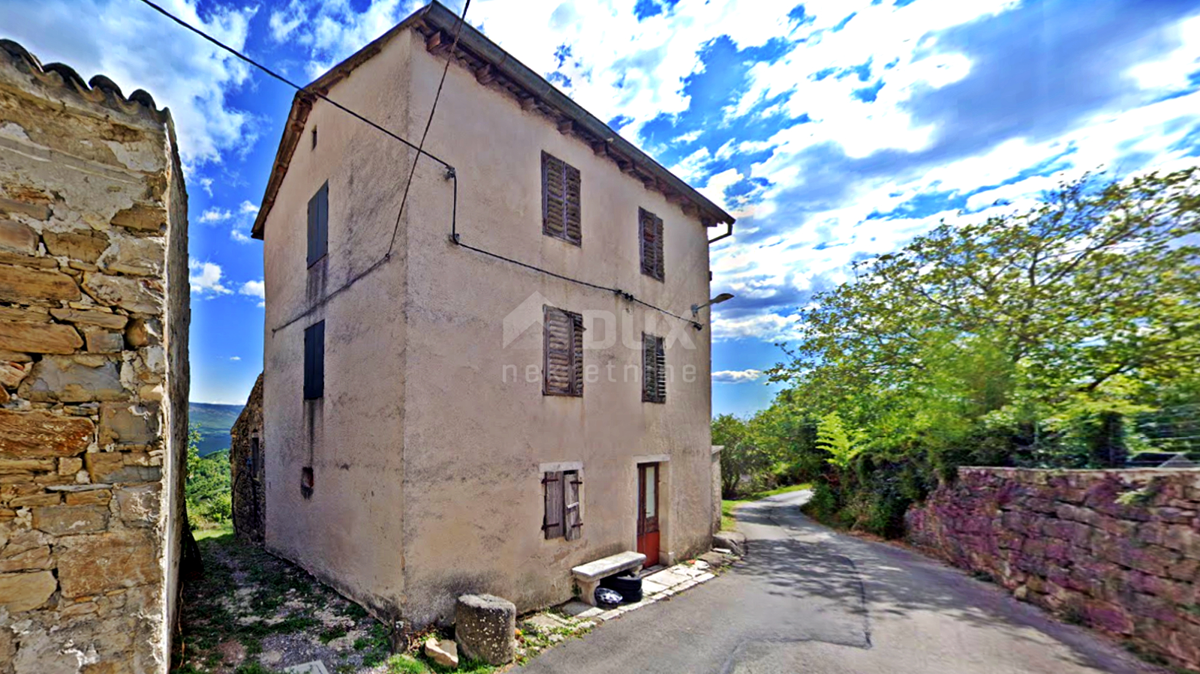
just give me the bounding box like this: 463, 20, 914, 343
0, 41, 188, 674
906, 467, 1200, 672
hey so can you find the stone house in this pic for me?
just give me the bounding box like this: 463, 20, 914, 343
250, 1, 733, 629
0, 41, 189, 673
231, 373, 264, 544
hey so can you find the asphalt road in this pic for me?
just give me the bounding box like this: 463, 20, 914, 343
520, 490, 1163, 674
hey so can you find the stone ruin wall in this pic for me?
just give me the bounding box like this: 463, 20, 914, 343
231, 373, 264, 544
906, 467, 1200, 672
0, 41, 189, 674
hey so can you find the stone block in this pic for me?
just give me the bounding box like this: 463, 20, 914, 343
86, 452, 159, 483
0, 218, 37, 254
0, 318, 84, 355
425, 638, 458, 668
43, 229, 110, 263
32, 504, 109, 535
110, 204, 165, 233
84, 328, 124, 353
0, 570, 56, 611
56, 530, 159, 598
49, 307, 128, 330
116, 483, 160, 526
98, 235, 163, 277
19, 355, 125, 402
0, 409, 94, 458
0, 196, 50, 220
0, 358, 29, 388
59, 456, 83, 475
713, 530, 747, 556
124, 317, 155, 347
0, 458, 55, 474
455, 594, 516, 665
99, 402, 159, 445
82, 272, 163, 314
8, 492, 60, 507
65, 488, 112, 506
0, 263, 80, 303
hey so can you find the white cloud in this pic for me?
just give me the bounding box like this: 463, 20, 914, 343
268, 0, 307, 42
239, 279, 265, 299
239, 200, 260, 215
200, 208, 232, 223
713, 369, 764, 383
199, 177, 214, 196
230, 356, 241, 361
0, 0, 260, 169
188, 258, 231, 296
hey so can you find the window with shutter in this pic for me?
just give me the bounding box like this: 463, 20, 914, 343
544, 306, 584, 397
304, 321, 325, 400
307, 182, 328, 267
639, 208, 664, 281
642, 333, 666, 403
542, 471, 564, 539
542, 152, 582, 246
564, 470, 583, 540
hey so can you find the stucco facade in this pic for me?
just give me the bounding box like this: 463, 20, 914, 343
255, 3, 730, 630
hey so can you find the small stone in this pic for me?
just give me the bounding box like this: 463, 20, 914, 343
0, 458, 55, 474
59, 457, 83, 475
0, 570, 56, 611
84, 329, 125, 354
8, 493, 60, 507
56, 530, 159, 598
0, 319, 83, 354
49, 308, 128, 330
85, 453, 159, 483
115, 483, 159, 526
0, 359, 30, 388
0, 218, 38, 254
110, 204, 165, 232
0, 196, 50, 220
425, 638, 459, 669
99, 402, 159, 445
43, 229, 110, 263
0, 263, 80, 303
0, 409, 94, 458
125, 318, 152, 347
98, 235, 163, 277
32, 504, 109, 535
65, 489, 111, 506
19, 355, 124, 402
82, 272, 163, 314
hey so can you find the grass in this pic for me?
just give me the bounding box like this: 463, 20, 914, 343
720, 483, 811, 531
193, 522, 234, 541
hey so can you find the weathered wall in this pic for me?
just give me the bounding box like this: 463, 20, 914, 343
0, 41, 188, 674
399, 29, 715, 625
906, 468, 1200, 672
261, 30, 412, 620
231, 373, 264, 543
261, 24, 715, 630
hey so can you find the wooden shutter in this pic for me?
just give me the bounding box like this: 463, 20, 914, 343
643, 333, 665, 403
304, 321, 325, 400
640, 208, 664, 281
564, 471, 583, 541
307, 182, 329, 266
542, 152, 582, 246
544, 306, 583, 397
543, 471, 564, 539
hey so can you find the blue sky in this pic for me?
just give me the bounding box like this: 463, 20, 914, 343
2, 0, 1198, 414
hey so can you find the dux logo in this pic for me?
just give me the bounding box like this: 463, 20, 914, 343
502, 291, 552, 348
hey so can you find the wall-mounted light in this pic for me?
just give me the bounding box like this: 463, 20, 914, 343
691, 292, 735, 318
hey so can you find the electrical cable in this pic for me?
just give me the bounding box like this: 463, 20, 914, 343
135, 0, 709, 334
385, 0, 471, 258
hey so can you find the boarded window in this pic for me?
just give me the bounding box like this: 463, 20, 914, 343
543, 469, 583, 540
642, 333, 666, 403
304, 321, 325, 400
639, 208, 664, 281
542, 152, 582, 245
544, 306, 584, 397
307, 181, 329, 266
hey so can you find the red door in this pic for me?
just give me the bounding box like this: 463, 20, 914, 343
637, 463, 660, 567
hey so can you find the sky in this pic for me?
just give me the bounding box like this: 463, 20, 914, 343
1, 0, 1198, 414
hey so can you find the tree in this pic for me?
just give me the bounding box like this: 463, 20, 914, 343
712, 414, 771, 497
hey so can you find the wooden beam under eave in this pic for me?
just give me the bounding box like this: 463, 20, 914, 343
591, 141, 608, 156
426, 32, 444, 52
475, 65, 495, 85
520, 96, 539, 112
620, 161, 637, 176
557, 120, 573, 135
682, 203, 699, 218
666, 192, 686, 206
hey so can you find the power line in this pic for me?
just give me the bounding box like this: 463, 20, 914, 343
136, 0, 708, 333
134, 0, 449, 168
386, 0, 471, 258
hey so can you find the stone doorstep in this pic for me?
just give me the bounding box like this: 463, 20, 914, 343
283, 661, 329, 674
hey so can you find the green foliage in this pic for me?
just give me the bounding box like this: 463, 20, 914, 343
712, 414, 772, 497
766, 168, 1200, 536
186, 425, 232, 528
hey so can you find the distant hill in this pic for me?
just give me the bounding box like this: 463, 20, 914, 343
189, 402, 243, 457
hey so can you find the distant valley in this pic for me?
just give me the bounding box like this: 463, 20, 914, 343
190, 402, 244, 457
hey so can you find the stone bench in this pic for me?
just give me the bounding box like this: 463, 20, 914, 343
571, 551, 646, 606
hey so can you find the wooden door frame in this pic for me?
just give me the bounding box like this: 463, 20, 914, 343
634, 456, 670, 564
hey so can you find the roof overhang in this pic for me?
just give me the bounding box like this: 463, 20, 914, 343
252, 1, 734, 240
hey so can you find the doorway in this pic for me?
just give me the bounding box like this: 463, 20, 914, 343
637, 462, 660, 567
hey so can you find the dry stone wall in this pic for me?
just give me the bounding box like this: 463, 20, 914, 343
906, 467, 1200, 672
231, 373, 264, 543
0, 40, 188, 674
